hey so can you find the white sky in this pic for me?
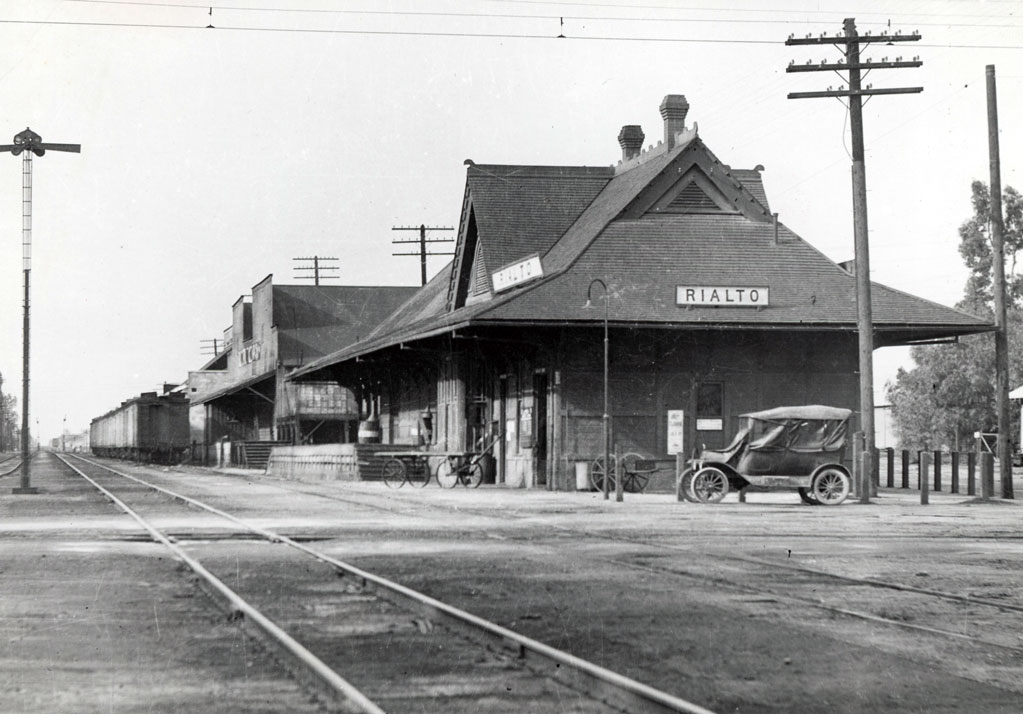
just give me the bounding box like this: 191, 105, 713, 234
0, 0, 1021, 441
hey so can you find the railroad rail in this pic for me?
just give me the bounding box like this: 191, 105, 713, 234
60, 453, 718, 714
245, 474, 1023, 658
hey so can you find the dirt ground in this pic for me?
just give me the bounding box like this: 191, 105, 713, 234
3, 454, 1022, 713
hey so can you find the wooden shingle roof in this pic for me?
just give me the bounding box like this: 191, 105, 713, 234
292, 130, 991, 379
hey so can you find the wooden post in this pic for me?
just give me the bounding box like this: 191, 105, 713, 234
920, 451, 930, 505
675, 452, 686, 502
951, 452, 960, 494
967, 451, 977, 496
981, 452, 994, 500
933, 450, 942, 492
886, 447, 894, 488
853, 432, 864, 498
615, 442, 624, 502
901, 449, 910, 489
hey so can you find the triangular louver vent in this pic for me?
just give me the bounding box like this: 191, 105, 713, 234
668, 182, 722, 212
472, 240, 489, 295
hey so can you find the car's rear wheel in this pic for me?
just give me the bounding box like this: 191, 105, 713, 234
811, 467, 850, 505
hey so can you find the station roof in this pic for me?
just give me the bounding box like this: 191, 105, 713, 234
272, 284, 418, 366
292, 99, 992, 381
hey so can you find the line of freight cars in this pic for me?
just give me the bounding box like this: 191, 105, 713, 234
90, 390, 190, 464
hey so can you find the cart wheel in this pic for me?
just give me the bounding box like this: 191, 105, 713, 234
797, 487, 820, 506
620, 452, 648, 493
811, 467, 850, 505
382, 458, 406, 489
464, 461, 484, 488
435, 459, 458, 488
677, 468, 698, 502
590, 456, 617, 492
625, 472, 649, 493
409, 459, 432, 488
692, 466, 729, 504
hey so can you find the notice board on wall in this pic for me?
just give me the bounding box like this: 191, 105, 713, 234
667, 410, 685, 455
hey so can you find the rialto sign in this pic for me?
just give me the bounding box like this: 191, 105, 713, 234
676, 286, 770, 307
493, 254, 543, 293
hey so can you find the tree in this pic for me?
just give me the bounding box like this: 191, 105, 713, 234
1, 391, 16, 453
887, 181, 1023, 453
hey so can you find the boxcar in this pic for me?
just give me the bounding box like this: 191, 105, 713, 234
90, 391, 190, 464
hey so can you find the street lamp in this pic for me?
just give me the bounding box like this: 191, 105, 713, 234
0, 128, 81, 493
584, 278, 622, 502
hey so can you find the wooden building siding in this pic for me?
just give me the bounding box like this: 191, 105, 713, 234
554, 328, 859, 484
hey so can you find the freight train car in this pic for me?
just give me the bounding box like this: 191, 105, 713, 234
90, 391, 190, 463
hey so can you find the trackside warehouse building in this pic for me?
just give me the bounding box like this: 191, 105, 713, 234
290, 94, 991, 490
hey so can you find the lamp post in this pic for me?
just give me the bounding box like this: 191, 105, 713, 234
585, 278, 621, 502
0, 128, 81, 493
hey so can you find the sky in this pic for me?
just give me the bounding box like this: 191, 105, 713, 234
0, 0, 1021, 442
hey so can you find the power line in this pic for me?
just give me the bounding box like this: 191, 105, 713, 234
61, 0, 1023, 28
485, 0, 1023, 21
5, 17, 1023, 48
64, 0, 1023, 29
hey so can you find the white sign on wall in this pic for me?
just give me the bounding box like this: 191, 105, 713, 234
238, 341, 262, 366
676, 286, 769, 307
667, 410, 685, 455
493, 254, 544, 293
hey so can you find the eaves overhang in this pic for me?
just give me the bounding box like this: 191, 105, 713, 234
190, 369, 276, 405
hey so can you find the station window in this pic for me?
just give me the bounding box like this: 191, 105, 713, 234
696, 382, 723, 431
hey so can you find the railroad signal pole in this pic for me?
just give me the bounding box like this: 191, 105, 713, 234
293, 255, 339, 286
786, 19, 921, 503
0, 128, 80, 494
392, 224, 454, 286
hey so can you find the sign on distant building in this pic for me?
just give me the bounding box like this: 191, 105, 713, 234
676, 286, 769, 307
493, 254, 544, 293
238, 341, 262, 366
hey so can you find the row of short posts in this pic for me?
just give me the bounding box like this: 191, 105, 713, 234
867, 439, 996, 504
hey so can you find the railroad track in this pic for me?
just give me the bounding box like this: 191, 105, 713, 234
59, 453, 716, 714
214, 473, 1023, 660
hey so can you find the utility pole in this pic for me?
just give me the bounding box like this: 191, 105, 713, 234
392, 224, 454, 286
200, 338, 222, 357
293, 256, 339, 286
786, 19, 921, 503
987, 65, 1013, 500
0, 128, 80, 494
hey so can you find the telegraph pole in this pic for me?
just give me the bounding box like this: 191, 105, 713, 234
199, 338, 222, 358
0, 128, 81, 494
786, 19, 921, 503
987, 65, 1013, 500
293, 255, 339, 286
392, 224, 454, 286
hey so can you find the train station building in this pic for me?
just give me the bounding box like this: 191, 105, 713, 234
290, 94, 991, 489
187, 274, 415, 467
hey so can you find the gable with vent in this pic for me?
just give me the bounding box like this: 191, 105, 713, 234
647, 167, 736, 215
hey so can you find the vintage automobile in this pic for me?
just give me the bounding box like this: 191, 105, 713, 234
680, 405, 854, 505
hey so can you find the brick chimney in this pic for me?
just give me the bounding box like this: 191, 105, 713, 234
659, 94, 690, 149
617, 125, 645, 162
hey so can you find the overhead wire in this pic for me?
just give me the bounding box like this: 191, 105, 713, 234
3, 16, 1023, 48
63, 0, 1023, 29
